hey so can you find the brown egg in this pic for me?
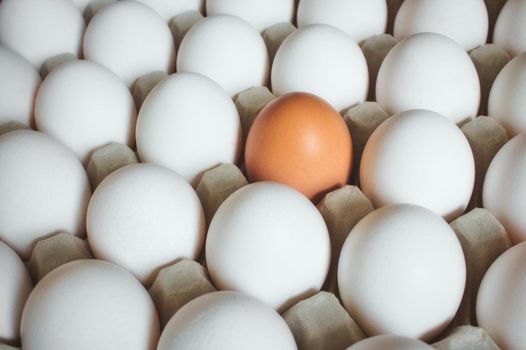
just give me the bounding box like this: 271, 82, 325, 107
245, 92, 353, 202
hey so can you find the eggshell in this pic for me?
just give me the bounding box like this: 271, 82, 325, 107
0, 0, 85, 69
488, 53, 526, 136
493, 0, 526, 57
35, 60, 137, 163
177, 15, 269, 97
0, 242, 32, 344
271, 24, 368, 112
338, 204, 466, 341
0, 130, 91, 260
158, 291, 297, 350
206, 182, 330, 312
0, 47, 41, 127
483, 133, 526, 243
477, 241, 526, 350
206, 0, 295, 32
245, 92, 352, 202
348, 335, 434, 350
394, 0, 488, 51
360, 109, 475, 221
376, 33, 480, 124
83, 1, 176, 86
134, 0, 203, 21
136, 72, 241, 185
87, 163, 205, 285
21, 260, 160, 350
297, 0, 387, 43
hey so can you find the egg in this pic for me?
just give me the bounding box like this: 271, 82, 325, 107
493, 0, 526, 57
360, 109, 475, 221
271, 24, 369, 112
297, 0, 387, 43
245, 92, 352, 202
477, 241, 526, 350
0, 0, 85, 68
0, 130, 91, 260
488, 53, 526, 137
136, 72, 241, 185
376, 33, 480, 124
21, 260, 160, 350
87, 163, 205, 285
206, 182, 330, 312
157, 291, 297, 350
35, 60, 137, 163
483, 133, 526, 243
394, 0, 488, 51
134, 0, 204, 21
206, 0, 295, 32
0, 47, 41, 127
348, 335, 434, 350
177, 15, 269, 97
338, 204, 466, 340
83, 1, 176, 87
0, 241, 32, 344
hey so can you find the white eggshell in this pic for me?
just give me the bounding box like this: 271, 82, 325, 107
494, 0, 526, 57
21, 260, 160, 350
70, 0, 93, 12
87, 163, 205, 285
0, 47, 41, 127
376, 33, 480, 124
136, 72, 241, 185
0, 0, 85, 68
297, 0, 387, 43
360, 109, 475, 221
158, 291, 297, 350
83, 1, 176, 86
35, 60, 137, 163
483, 133, 526, 243
177, 15, 269, 97
394, 0, 488, 51
338, 204, 466, 340
134, 0, 204, 21
488, 53, 526, 136
0, 241, 32, 344
206, 182, 330, 312
348, 335, 434, 350
271, 24, 369, 112
0, 130, 91, 260
206, 0, 295, 32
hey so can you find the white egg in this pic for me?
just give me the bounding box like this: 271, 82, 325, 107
0, 241, 32, 344
70, 0, 93, 12
488, 53, 526, 137
35, 60, 137, 163
338, 204, 466, 340
394, 0, 488, 51
136, 72, 241, 185
87, 163, 205, 285
297, 0, 387, 43
21, 260, 160, 350
477, 241, 526, 350
177, 15, 269, 97
157, 291, 297, 350
494, 0, 526, 57
134, 0, 204, 21
0, 47, 41, 127
360, 109, 475, 221
271, 24, 369, 112
206, 0, 295, 32
348, 335, 434, 350
0, 130, 91, 260
83, 1, 176, 86
483, 133, 526, 243
206, 182, 330, 312
376, 33, 480, 124
0, 0, 85, 69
